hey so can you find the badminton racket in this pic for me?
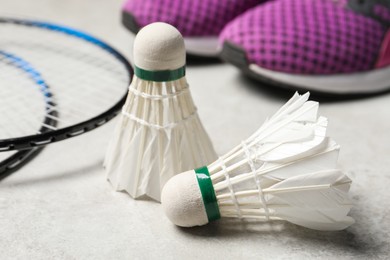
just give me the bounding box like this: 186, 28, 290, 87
0, 17, 133, 178
0, 50, 56, 179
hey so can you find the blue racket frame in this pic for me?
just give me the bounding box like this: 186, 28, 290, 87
0, 50, 57, 179
0, 17, 133, 179
0, 17, 133, 151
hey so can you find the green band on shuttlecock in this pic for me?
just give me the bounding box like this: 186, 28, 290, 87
195, 166, 221, 222
134, 66, 185, 82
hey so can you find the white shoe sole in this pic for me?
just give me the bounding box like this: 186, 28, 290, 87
221, 41, 390, 95
184, 37, 219, 57
249, 64, 390, 95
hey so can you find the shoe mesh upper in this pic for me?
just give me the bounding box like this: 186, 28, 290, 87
374, 4, 390, 22
123, 0, 260, 37
219, 0, 387, 74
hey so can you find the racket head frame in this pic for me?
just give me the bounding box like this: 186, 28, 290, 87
0, 17, 133, 152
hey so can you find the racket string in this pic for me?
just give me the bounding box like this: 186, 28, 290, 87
0, 22, 129, 139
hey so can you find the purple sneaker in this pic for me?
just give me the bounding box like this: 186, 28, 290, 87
122, 0, 261, 57
219, 0, 390, 95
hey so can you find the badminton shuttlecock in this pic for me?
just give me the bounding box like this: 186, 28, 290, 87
161, 93, 354, 230
104, 22, 217, 201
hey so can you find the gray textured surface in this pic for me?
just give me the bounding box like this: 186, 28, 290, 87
1, 0, 390, 259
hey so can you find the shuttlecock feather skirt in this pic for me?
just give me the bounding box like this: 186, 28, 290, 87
104, 76, 217, 201
194, 93, 353, 230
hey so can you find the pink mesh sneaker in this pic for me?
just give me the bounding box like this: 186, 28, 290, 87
122, 0, 261, 57
219, 0, 390, 95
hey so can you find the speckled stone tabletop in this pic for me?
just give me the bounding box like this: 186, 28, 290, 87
1, 0, 389, 259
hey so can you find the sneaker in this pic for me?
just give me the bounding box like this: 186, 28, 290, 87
122, 0, 261, 57
219, 0, 390, 95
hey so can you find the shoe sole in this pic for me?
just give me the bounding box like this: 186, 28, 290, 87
220, 41, 390, 96
122, 11, 219, 58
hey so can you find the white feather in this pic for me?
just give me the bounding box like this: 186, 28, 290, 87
263, 139, 340, 180
208, 92, 354, 231
283, 216, 355, 231
264, 170, 352, 230
105, 77, 217, 201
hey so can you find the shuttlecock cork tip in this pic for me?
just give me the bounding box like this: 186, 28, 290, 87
134, 22, 186, 71
161, 170, 209, 227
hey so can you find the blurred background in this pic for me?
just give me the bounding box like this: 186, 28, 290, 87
0, 0, 389, 259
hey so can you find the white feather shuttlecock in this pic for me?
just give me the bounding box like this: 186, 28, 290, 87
104, 22, 217, 201
161, 92, 354, 230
